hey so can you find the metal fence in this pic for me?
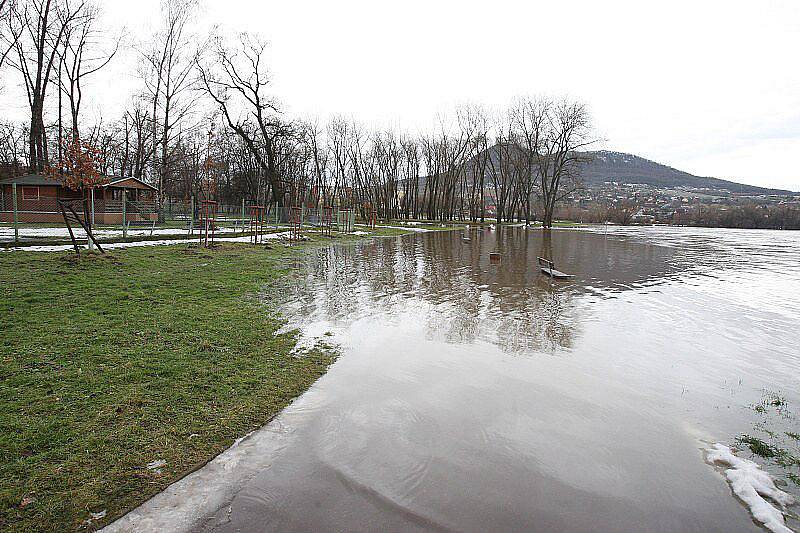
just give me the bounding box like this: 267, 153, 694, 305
0, 186, 358, 246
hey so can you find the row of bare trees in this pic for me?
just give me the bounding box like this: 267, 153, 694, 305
0, 0, 195, 188
1, 0, 120, 171
0, 0, 594, 227
192, 31, 594, 225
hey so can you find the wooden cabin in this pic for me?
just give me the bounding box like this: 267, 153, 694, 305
0, 174, 158, 224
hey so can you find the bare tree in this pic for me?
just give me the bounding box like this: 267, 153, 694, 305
534, 98, 594, 228
0, 0, 21, 69
607, 199, 639, 225
140, 0, 199, 203
125, 99, 153, 180
486, 113, 517, 224
56, 0, 120, 139
509, 97, 547, 224
457, 104, 491, 222
6, 0, 84, 171
327, 117, 354, 206
400, 134, 420, 219
0, 120, 28, 174
302, 118, 329, 206
196, 32, 291, 205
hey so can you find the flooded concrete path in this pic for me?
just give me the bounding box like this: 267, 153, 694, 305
107, 226, 800, 532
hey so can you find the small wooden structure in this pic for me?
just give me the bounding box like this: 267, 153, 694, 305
199, 200, 217, 247
58, 198, 104, 254
289, 206, 302, 242
364, 205, 376, 229
0, 174, 157, 224
538, 257, 573, 279
337, 208, 353, 232
248, 205, 267, 245
489, 252, 501, 264
321, 206, 333, 237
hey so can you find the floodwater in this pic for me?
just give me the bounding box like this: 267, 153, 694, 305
108, 226, 800, 532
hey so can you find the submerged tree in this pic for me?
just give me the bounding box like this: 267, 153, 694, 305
533, 98, 594, 228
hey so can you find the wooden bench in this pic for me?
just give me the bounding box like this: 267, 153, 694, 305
538, 257, 573, 279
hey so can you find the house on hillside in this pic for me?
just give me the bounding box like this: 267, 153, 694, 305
630, 209, 656, 225
0, 174, 158, 223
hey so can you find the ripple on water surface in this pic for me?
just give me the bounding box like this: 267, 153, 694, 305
109, 226, 800, 532
268, 226, 800, 532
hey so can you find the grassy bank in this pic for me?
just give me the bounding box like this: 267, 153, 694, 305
0, 229, 407, 531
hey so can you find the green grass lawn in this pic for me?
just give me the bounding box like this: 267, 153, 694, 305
0, 230, 406, 532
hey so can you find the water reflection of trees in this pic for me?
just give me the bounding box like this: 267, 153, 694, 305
286, 228, 681, 355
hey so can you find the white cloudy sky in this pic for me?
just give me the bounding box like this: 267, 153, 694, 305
3, 0, 799, 190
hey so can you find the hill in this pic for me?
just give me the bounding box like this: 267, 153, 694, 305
579, 150, 793, 195
418, 146, 795, 196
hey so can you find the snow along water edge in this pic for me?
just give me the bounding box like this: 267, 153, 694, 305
0, 228, 390, 253
707, 443, 796, 533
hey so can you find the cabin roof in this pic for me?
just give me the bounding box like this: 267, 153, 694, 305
0, 174, 58, 186
103, 177, 158, 191
0, 174, 158, 191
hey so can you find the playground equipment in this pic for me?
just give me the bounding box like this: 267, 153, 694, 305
58, 198, 104, 254
248, 205, 268, 245
365, 206, 377, 229
199, 200, 218, 247
321, 206, 333, 237
337, 208, 354, 232
289, 206, 302, 242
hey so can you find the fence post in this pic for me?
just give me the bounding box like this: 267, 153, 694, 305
122, 191, 127, 238
189, 195, 194, 235
12, 183, 18, 244
87, 189, 95, 251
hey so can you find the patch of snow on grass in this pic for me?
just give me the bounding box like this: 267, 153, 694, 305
1, 232, 291, 253
707, 443, 795, 533
83, 509, 107, 527
147, 459, 167, 474
0, 226, 238, 239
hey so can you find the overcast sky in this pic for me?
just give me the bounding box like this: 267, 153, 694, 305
3, 0, 799, 190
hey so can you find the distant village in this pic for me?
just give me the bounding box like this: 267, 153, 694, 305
471, 179, 800, 229
559, 182, 800, 228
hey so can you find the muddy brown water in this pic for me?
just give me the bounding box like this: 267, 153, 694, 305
108, 226, 800, 532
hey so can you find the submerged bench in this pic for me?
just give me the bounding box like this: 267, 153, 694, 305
538, 257, 573, 279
